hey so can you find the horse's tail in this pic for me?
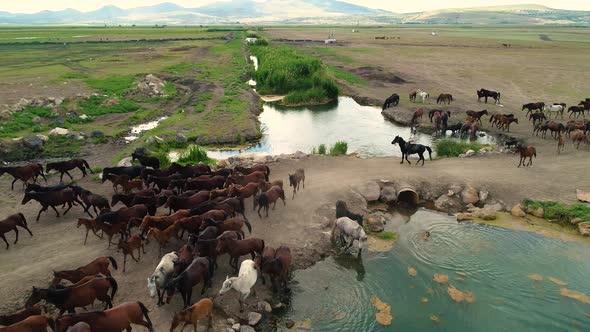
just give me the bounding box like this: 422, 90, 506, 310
107, 256, 118, 270
106, 276, 118, 301
264, 165, 270, 181
18, 212, 28, 227
261, 239, 265, 251
83, 159, 94, 173
426, 146, 433, 160
497, 92, 501, 101
244, 218, 252, 234
137, 301, 153, 330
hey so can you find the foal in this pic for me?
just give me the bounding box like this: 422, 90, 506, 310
117, 234, 146, 272
288, 169, 305, 199
169, 298, 214, 332
0, 213, 33, 249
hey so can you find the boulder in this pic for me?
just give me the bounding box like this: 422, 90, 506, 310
256, 301, 272, 313
379, 184, 396, 204
483, 203, 505, 212
456, 213, 472, 222
79, 114, 89, 120
294, 151, 308, 159
511, 204, 526, 218
232, 323, 240, 331
475, 208, 497, 220
22, 135, 44, 150
36, 134, 48, 142
434, 195, 462, 213
355, 181, 381, 202
578, 222, 590, 236
91, 130, 105, 138
239, 325, 255, 332
32, 116, 42, 124
448, 184, 462, 195
479, 189, 489, 202
117, 157, 133, 167
570, 217, 584, 225
48, 127, 70, 136
176, 133, 188, 144
227, 318, 235, 325
366, 214, 384, 232
461, 186, 479, 205
54, 118, 65, 126
247, 312, 262, 326
576, 189, 590, 203
285, 320, 295, 329
530, 207, 544, 218
465, 150, 475, 156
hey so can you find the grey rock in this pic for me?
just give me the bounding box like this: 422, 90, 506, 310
461, 186, 479, 205
257, 301, 272, 313
479, 189, 489, 202
240, 326, 255, 332
232, 323, 240, 331
22, 134, 44, 150
248, 312, 262, 326
578, 222, 590, 236
91, 130, 105, 138
117, 157, 133, 167
355, 181, 381, 202
511, 204, 526, 218
483, 203, 505, 212
379, 184, 396, 204
366, 214, 385, 232
176, 133, 188, 144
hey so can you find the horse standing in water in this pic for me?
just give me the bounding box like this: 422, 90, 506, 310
391, 136, 432, 166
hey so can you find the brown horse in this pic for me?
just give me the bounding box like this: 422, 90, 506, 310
257, 180, 284, 194
0, 213, 33, 249
209, 188, 230, 200
0, 305, 45, 327
202, 216, 252, 236
572, 130, 587, 149
436, 94, 453, 105
117, 235, 146, 272
175, 210, 227, 237
544, 121, 564, 139
254, 246, 275, 284
104, 174, 130, 193
225, 171, 266, 188
54, 301, 153, 332
164, 191, 210, 214
466, 110, 488, 125
21, 188, 83, 221
216, 237, 264, 272
26, 277, 117, 315
498, 116, 518, 132
0, 314, 53, 332
77, 218, 103, 245
288, 168, 305, 199
184, 176, 225, 192
235, 165, 270, 181
515, 145, 536, 167
147, 225, 178, 256
0, 163, 47, 190
255, 186, 286, 218
140, 209, 191, 235
258, 245, 292, 292
409, 90, 417, 102
170, 298, 214, 332
557, 133, 566, 154
229, 183, 259, 201
52, 256, 118, 286
46, 159, 93, 182
165, 257, 212, 308
121, 179, 144, 194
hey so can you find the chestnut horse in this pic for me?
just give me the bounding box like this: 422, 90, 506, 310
0, 213, 33, 249
117, 235, 146, 272
53, 302, 153, 332
169, 298, 213, 332
164, 191, 210, 214
225, 171, 266, 188
140, 209, 191, 236
147, 225, 178, 256
235, 165, 270, 181
0, 305, 45, 326
0, 164, 46, 190
201, 216, 252, 236
436, 93, 453, 105
51, 256, 118, 286
216, 237, 265, 273
229, 183, 259, 201
255, 186, 286, 218
288, 168, 305, 199
46, 159, 93, 182
515, 145, 536, 167
22, 188, 83, 221
175, 210, 226, 238
257, 180, 284, 194
0, 314, 53, 332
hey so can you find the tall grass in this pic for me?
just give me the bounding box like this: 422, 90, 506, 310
329, 141, 348, 156
177, 145, 215, 166
85, 76, 134, 95
435, 139, 488, 158
522, 199, 590, 225
0, 106, 55, 138
77, 96, 139, 116
250, 44, 339, 105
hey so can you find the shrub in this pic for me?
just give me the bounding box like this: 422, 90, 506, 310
329, 141, 348, 156
522, 199, 590, 225
0, 106, 55, 138
177, 145, 215, 166
318, 144, 327, 155
435, 139, 488, 158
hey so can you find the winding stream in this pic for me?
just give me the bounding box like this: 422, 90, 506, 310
281, 210, 590, 331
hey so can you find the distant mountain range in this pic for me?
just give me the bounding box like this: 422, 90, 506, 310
0, 1, 588, 25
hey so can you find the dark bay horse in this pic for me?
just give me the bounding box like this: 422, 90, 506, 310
436, 93, 453, 105
466, 110, 488, 125
53, 302, 153, 332
0, 305, 45, 326
235, 165, 268, 181
46, 159, 93, 182
515, 145, 536, 167
165, 257, 213, 308
216, 237, 265, 273
0, 164, 46, 190
131, 152, 160, 169
101, 166, 143, 183
382, 93, 400, 110
477, 88, 501, 104
258, 245, 292, 293
522, 102, 545, 115
21, 188, 83, 221
0, 213, 33, 249
391, 136, 432, 166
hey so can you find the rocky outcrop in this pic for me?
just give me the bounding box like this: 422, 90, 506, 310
434, 195, 462, 213
578, 222, 590, 236
355, 181, 381, 202
127, 74, 168, 98
22, 135, 44, 150
511, 204, 526, 218
461, 186, 479, 205
379, 183, 396, 204
366, 214, 385, 232
527, 207, 544, 218
48, 127, 70, 136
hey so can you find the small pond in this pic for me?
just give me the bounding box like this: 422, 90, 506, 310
280, 209, 590, 331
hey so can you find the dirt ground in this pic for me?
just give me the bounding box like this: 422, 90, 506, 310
1, 150, 590, 330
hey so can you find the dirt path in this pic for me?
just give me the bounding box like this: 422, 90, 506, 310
1, 152, 589, 329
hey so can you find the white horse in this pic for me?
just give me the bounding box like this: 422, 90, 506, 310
544, 104, 564, 118
332, 217, 368, 251
218, 259, 258, 312
147, 251, 178, 305
417, 91, 430, 103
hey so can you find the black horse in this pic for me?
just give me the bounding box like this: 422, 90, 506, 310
391, 136, 432, 166
131, 152, 160, 169
446, 123, 463, 135
101, 166, 143, 183
477, 88, 501, 104
382, 93, 400, 110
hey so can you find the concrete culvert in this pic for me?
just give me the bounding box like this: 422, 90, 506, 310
395, 182, 419, 206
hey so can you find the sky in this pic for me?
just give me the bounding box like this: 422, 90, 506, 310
1, 0, 589, 14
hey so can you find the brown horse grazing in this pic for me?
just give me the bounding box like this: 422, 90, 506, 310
572, 130, 587, 149
225, 171, 266, 188
165, 257, 213, 308
52, 256, 118, 286
0, 314, 54, 332
436, 94, 453, 105
557, 133, 566, 154
515, 145, 536, 167
54, 302, 153, 332
170, 298, 214, 332
0, 163, 47, 190
288, 168, 305, 199
147, 225, 179, 256
117, 234, 146, 272
229, 183, 259, 201
140, 209, 191, 236
235, 165, 270, 181
498, 116, 518, 132
25, 277, 118, 315
411, 108, 425, 124
209, 188, 230, 200
68, 322, 91, 332
46, 159, 93, 182
0, 213, 33, 249
466, 110, 488, 125
216, 237, 265, 272
202, 216, 252, 236
104, 174, 130, 193
256, 180, 284, 195
164, 191, 210, 214
22, 188, 83, 222
255, 186, 286, 218
0, 305, 45, 326
259, 246, 292, 293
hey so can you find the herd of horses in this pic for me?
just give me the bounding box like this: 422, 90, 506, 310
384, 87, 590, 167
0, 155, 317, 331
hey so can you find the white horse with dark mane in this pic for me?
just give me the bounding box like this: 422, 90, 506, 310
147, 251, 178, 305
218, 259, 258, 312
417, 90, 430, 103
332, 217, 368, 251
544, 104, 564, 118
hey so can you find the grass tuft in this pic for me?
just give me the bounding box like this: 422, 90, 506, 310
329, 141, 348, 156
522, 199, 590, 225
435, 139, 490, 158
